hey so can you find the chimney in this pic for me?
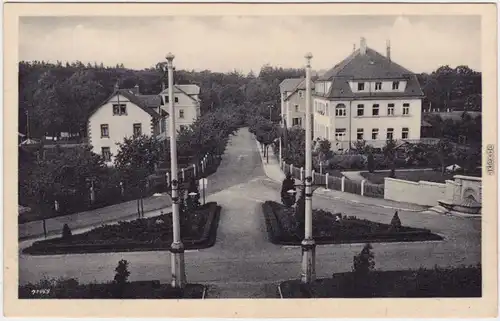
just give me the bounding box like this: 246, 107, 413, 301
386, 39, 391, 61
360, 37, 367, 55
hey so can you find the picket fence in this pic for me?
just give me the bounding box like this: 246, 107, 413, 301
281, 162, 384, 199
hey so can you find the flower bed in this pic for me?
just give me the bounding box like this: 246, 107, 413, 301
23, 202, 221, 255
262, 201, 442, 245
19, 279, 205, 299
279, 265, 481, 298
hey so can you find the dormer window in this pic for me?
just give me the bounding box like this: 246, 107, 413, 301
357, 82, 365, 91
375, 82, 382, 90
392, 81, 400, 90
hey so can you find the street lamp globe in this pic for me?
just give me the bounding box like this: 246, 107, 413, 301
166, 52, 175, 61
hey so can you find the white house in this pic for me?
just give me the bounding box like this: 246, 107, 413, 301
312, 38, 425, 152
87, 85, 167, 164
279, 78, 315, 128
158, 84, 201, 133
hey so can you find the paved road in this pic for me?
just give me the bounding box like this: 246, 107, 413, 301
19, 128, 481, 298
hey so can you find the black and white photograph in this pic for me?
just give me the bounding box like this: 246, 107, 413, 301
5, 2, 498, 318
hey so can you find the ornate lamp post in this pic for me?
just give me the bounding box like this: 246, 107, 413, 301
166, 53, 186, 288
302, 52, 316, 283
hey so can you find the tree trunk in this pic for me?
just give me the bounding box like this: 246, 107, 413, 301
137, 198, 140, 218
266, 146, 269, 163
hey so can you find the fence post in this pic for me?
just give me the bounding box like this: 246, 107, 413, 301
320, 162, 323, 175
300, 167, 304, 181
165, 172, 170, 186
182, 168, 185, 181
325, 173, 329, 190
290, 164, 294, 175
341, 176, 345, 192
312, 170, 315, 184
361, 179, 365, 196
194, 164, 197, 177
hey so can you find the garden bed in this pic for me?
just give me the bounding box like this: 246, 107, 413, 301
23, 202, 221, 255
279, 265, 481, 298
19, 280, 206, 299
262, 201, 442, 245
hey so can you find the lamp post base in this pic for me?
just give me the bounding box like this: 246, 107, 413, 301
170, 242, 186, 288
300, 238, 316, 284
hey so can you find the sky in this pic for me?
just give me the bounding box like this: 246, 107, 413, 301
19, 15, 481, 74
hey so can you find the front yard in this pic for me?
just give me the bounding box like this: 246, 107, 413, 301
262, 201, 442, 245
23, 202, 221, 255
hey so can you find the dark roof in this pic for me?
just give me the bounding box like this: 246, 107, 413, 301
279, 78, 303, 92
283, 78, 315, 101
89, 88, 163, 119
316, 47, 424, 99
137, 94, 162, 108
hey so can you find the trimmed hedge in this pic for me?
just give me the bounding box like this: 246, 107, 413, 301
262, 201, 442, 245
280, 265, 482, 298
23, 202, 221, 255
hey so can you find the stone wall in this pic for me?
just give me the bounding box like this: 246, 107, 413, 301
384, 177, 447, 206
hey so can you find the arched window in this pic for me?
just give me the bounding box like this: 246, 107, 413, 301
335, 104, 347, 117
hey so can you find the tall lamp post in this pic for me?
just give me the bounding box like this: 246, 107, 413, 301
166, 53, 186, 288
301, 52, 316, 283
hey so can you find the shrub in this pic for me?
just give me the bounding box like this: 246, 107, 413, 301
390, 211, 402, 230
62, 224, 72, 240
367, 153, 375, 173
353, 243, 375, 275
113, 259, 130, 298
281, 174, 296, 208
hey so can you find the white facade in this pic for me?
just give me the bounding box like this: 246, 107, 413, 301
88, 94, 155, 164
159, 85, 201, 133
313, 97, 422, 151
284, 89, 307, 128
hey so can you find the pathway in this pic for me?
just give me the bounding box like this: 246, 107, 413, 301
19, 128, 481, 298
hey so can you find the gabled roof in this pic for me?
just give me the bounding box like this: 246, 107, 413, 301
280, 78, 303, 93
316, 47, 424, 99
283, 78, 315, 101
159, 84, 201, 103
137, 94, 161, 108
89, 88, 162, 119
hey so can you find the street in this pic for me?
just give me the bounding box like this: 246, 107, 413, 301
19, 128, 481, 297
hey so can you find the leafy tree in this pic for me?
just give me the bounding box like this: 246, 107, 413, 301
429, 139, 454, 174
383, 139, 397, 178
113, 259, 130, 298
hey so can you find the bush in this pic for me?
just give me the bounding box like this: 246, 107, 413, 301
353, 243, 375, 275
390, 211, 402, 230
62, 224, 72, 240
367, 153, 375, 173
113, 259, 130, 298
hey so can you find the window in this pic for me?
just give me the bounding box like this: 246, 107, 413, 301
392, 81, 399, 90
357, 128, 364, 140
387, 103, 395, 116
335, 104, 346, 117
102, 147, 111, 162
387, 128, 394, 140
372, 128, 379, 140
375, 82, 382, 90
112, 104, 127, 115
165, 96, 169, 103
175, 97, 179, 103
179, 109, 185, 119
299, 91, 304, 98
357, 104, 364, 116
402, 127, 409, 139
292, 118, 302, 126
335, 128, 346, 141
295, 104, 299, 112
357, 82, 365, 91
403, 103, 410, 115
372, 104, 379, 116
100, 124, 109, 138
133, 123, 142, 137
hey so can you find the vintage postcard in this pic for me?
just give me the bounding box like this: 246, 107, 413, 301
4, 1, 498, 318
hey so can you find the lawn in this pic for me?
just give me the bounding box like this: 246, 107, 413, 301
262, 201, 442, 245
279, 265, 481, 298
23, 202, 221, 255
19, 279, 206, 299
